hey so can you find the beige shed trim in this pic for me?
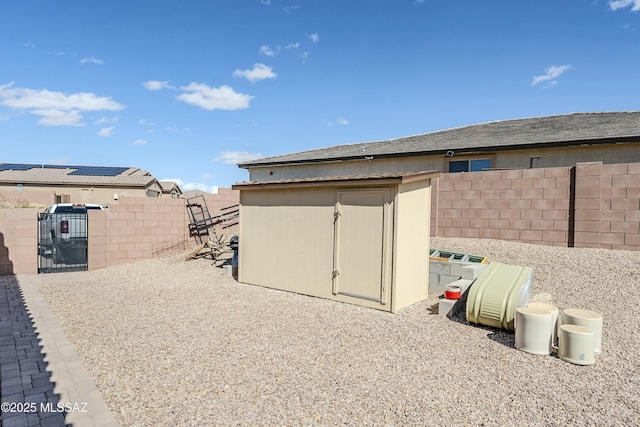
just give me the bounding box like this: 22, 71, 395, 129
232, 170, 439, 191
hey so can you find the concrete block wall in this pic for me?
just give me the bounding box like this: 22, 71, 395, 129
89, 197, 192, 270
429, 260, 482, 294
0, 190, 239, 276
431, 166, 571, 246
0, 209, 38, 275
574, 162, 640, 250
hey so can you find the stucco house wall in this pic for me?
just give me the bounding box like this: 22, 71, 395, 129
0, 163, 169, 207
0, 183, 158, 206
245, 142, 640, 183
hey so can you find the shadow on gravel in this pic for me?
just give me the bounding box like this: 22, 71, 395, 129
448, 306, 516, 349
486, 330, 515, 348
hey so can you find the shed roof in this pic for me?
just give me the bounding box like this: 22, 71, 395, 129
232, 170, 439, 190
238, 111, 640, 168
0, 163, 157, 187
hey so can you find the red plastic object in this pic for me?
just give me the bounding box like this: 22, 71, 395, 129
445, 284, 461, 300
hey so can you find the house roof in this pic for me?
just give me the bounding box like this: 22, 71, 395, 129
238, 111, 640, 168
159, 181, 182, 193
232, 170, 440, 190
0, 163, 157, 187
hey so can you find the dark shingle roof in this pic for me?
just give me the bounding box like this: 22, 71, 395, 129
238, 112, 640, 168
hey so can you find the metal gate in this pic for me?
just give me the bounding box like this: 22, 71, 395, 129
37, 212, 89, 273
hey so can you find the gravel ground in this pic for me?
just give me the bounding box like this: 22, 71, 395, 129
39, 237, 640, 426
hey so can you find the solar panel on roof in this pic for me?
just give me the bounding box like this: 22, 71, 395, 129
69, 166, 128, 176
0, 163, 129, 176
0, 163, 39, 171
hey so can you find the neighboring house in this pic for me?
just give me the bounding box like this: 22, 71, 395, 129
238, 112, 640, 181
0, 163, 164, 205
159, 181, 183, 198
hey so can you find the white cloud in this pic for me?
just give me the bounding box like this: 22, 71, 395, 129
609, 0, 640, 11
166, 126, 178, 132
32, 108, 84, 126
260, 0, 271, 4
133, 138, 148, 145
0, 82, 124, 111
259, 45, 277, 57
139, 118, 156, 126
98, 126, 115, 137
213, 151, 263, 165
165, 178, 219, 194
25, 42, 35, 48
309, 33, 319, 43
80, 57, 105, 65
327, 117, 350, 126
233, 63, 276, 83
285, 43, 300, 49
96, 116, 119, 124
143, 80, 174, 91
531, 64, 571, 86
284, 5, 300, 12
177, 83, 253, 111
0, 82, 124, 126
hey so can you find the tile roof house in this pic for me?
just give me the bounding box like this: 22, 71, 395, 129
0, 163, 164, 205
159, 181, 183, 198
238, 112, 640, 182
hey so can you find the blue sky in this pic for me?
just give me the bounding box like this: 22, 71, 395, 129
1, 1, 639, 192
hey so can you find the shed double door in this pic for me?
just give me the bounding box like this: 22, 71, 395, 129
332, 189, 390, 305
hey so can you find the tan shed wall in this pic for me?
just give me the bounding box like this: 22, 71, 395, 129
237, 179, 433, 312
238, 187, 336, 298
332, 188, 392, 310
392, 179, 432, 312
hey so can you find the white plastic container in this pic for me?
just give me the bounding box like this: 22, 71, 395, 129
561, 308, 603, 355
558, 324, 596, 366
526, 303, 559, 346
515, 307, 554, 355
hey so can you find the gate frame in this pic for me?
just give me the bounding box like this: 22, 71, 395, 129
37, 211, 89, 274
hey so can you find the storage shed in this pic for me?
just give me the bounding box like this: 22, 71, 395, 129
232, 171, 438, 312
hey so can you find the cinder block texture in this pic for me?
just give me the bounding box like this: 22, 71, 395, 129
432, 162, 640, 251
462, 264, 487, 280
0, 189, 239, 275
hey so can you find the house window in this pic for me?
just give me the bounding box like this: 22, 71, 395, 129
448, 159, 491, 173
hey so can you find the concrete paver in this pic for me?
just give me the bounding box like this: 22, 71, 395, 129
1, 273, 119, 427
